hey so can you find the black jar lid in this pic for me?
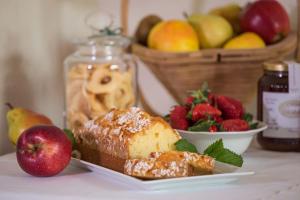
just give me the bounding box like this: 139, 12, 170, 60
263, 60, 288, 71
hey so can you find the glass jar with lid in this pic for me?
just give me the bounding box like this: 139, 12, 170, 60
64, 14, 137, 130
257, 61, 300, 152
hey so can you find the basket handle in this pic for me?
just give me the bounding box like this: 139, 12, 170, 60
120, 0, 129, 36
121, 0, 300, 61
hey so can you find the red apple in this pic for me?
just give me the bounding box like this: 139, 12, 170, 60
240, 0, 290, 44
16, 125, 72, 177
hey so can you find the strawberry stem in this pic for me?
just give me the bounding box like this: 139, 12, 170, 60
5, 102, 14, 110
183, 12, 189, 19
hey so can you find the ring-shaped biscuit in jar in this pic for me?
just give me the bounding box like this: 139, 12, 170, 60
68, 90, 91, 116
66, 79, 85, 103
68, 64, 90, 79
103, 91, 119, 110
85, 66, 119, 94
85, 91, 107, 113
106, 81, 134, 109
68, 112, 89, 130
89, 110, 107, 120
121, 69, 133, 84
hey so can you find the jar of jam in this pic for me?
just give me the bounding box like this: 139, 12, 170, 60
257, 61, 300, 152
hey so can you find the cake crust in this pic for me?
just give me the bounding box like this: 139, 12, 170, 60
77, 142, 126, 173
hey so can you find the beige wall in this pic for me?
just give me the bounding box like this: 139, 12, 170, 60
0, 0, 297, 155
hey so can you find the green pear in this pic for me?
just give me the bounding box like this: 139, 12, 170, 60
187, 14, 233, 49
6, 103, 53, 145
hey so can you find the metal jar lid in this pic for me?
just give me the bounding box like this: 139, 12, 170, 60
263, 60, 288, 71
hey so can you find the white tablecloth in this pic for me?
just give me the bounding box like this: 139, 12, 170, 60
1, 148, 300, 200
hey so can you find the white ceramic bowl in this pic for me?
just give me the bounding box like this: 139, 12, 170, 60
177, 121, 268, 155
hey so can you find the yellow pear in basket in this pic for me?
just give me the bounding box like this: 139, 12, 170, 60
209, 3, 242, 34
224, 32, 266, 49
187, 14, 233, 48
147, 20, 199, 52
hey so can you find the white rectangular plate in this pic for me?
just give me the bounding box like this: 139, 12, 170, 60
71, 158, 254, 190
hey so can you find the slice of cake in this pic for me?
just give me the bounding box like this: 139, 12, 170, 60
124, 151, 215, 179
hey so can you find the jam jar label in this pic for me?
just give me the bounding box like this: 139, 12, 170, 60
263, 93, 300, 138
288, 61, 300, 94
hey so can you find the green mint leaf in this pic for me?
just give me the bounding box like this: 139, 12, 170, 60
175, 139, 198, 153
249, 122, 259, 129
203, 139, 243, 167
63, 129, 77, 149
243, 113, 253, 123
213, 149, 243, 167
203, 139, 224, 155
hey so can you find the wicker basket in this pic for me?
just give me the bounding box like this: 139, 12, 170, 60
121, 0, 300, 108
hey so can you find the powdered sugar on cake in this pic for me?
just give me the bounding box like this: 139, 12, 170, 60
83, 107, 150, 136
112, 127, 121, 135
84, 120, 99, 132
124, 155, 190, 178
117, 107, 150, 133
124, 159, 155, 176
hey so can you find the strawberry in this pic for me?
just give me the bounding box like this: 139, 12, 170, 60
208, 93, 215, 106
221, 119, 249, 131
216, 95, 244, 119
209, 125, 218, 132
192, 103, 222, 122
170, 105, 187, 118
170, 106, 189, 130
184, 96, 194, 106
213, 115, 223, 124
170, 118, 189, 130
